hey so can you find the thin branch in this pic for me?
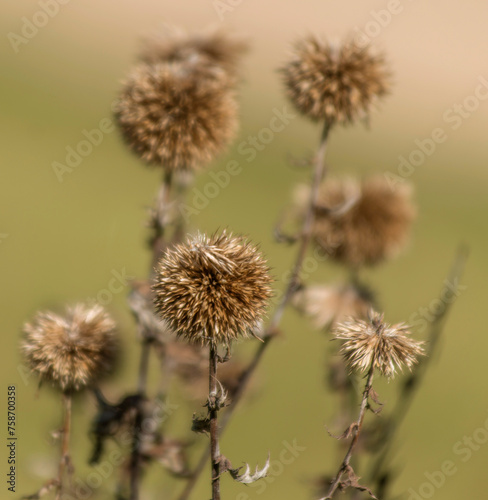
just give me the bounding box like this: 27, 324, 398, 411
368, 246, 468, 497
128, 170, 174, 500
177, 121, 331, 500
322, 364, 375, 500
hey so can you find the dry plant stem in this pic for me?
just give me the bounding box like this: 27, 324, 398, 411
55, 392, 72, 500
368, 247, 468, 495
269, 121, 331, 330
323, 364, 375, 500
129, 340, 151, 500
209, 343, 221, 500
151, 170, 173, 273
177, 122, 331, 500
129, 171, 174, 500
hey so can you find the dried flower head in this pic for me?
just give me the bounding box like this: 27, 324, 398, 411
139, 26, 248, 78
115, 60, 238, 171
333, 310, 424, 378
293, 284, 373, 330
153, 232, 273, 345
307, 176, 415, 267
22, 304, 117, 391
281, 35, 390, 124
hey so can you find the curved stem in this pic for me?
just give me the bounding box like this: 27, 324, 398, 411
322, 364, 375, 500
177, 122, 331, 500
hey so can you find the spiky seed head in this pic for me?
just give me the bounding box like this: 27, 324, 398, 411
22, 304, 117, 392
139, 26, 248, 79
293, 284, 373, 330
310, 176, 415, 267
114, 60, 238, 171
281, 35, 390, 124
153, 231, 273, 346
333, 310, 424, 378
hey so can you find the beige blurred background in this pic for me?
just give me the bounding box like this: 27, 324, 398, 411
1, 1, 487, 499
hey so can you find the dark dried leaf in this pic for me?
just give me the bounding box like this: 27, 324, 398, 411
191, 413, 210, 435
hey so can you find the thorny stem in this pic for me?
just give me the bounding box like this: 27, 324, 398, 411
177, 122, 331, 500
55, 392, 72, 500
209, 343, 221, 500
323, 364, 375, 500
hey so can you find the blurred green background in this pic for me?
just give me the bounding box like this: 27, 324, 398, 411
1, 0, 488, 499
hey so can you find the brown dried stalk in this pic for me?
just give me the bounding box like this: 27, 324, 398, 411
129, 171, 175, 500
322, 363, 377, 500
208, 344, 221, 500
56, 392, 73, 500
22, 393, 73, 500
150, 170, 173, 272
177, 121, 331, 500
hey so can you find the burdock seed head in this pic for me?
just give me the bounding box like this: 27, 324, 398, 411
333, 310, 424, 379
114, 59, 238, 172
139, 26, 249, 79
310, 176, 415, 267
281, 35, 390, 124
153, 231, 273, 346
22, 304, 117, 392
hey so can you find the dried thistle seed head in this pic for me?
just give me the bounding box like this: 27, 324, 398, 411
333, 310, 424, 378
281, 35, 390, 124
115, 60, 238, 171
139, 26, 248, 79
293, 284, 373, 330
22, 304, 117, 392
309, 176, 415, 267
153, 232, 273, 345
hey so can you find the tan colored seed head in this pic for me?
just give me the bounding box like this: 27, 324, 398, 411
22, 304, 117, 392
139, 26, 248, 79
115, 60, 238, 171
153, 231, 273, 346
293, 283, 373, 330
281, 35, 390, 124
308, 176, 415, 267
333, 310, 424, 379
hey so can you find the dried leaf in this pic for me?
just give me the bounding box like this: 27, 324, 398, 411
343, 465, 379, 500
207, 379, 229, 410
368, 388, 383, 406
326, 422, 357, 440
191, 413, 210, 435
229, 453, 270, 484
